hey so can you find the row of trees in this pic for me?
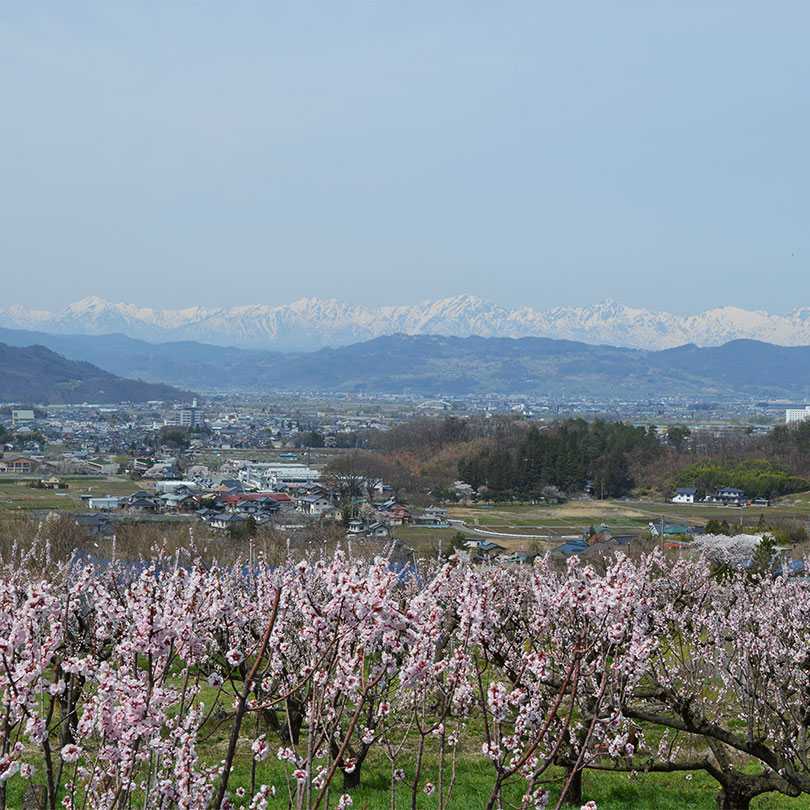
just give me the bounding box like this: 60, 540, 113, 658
4, 540, 810, 809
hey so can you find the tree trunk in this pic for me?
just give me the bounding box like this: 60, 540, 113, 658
561, 767, 582, 806
58, 675, 83, 747
713, 771, 795, 810
716, 785, 754, 810
261, 700, 303, 745
343, 763, 362, 792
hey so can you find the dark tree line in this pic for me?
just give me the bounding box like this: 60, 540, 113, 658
457, 418, 660, 498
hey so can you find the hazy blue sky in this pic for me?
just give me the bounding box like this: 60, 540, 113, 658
1, 2, 809, 315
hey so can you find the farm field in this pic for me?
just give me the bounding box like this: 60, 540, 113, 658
0, 475, 136, 512
376, 496, 810, 556
447, 497, 810, 534
624, 499, 810, 534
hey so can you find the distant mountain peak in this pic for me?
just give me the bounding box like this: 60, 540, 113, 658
1, 296, 809, 352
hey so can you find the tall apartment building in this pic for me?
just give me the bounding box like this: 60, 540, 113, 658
165, 399, 205, 428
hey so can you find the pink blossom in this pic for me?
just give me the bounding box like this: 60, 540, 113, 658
251, 737, 269, 762
61, 744, 81, 763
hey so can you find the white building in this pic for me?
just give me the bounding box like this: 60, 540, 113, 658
166, 399, 205, 428
786, 406, 810, 424
238, 462, 321, 490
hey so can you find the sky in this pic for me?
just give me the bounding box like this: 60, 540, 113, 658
1, 1, 809, 316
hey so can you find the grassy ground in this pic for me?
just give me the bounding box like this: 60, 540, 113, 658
6, 752, 809, 809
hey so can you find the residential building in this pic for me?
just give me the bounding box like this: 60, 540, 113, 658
502, 550, 537, 564
672, 487, 697, 504
75, 514, 114, 539
297, 494, 333, 516
413, 506, 450, 527
464, 538, 506, 560
0, 457, 36, 473
208, 513, 247, 532
552, 540, 589, 556
125, 492, 159, 512
712, 487, 747, 506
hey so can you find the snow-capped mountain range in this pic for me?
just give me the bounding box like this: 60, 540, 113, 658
3, 295, 810, 351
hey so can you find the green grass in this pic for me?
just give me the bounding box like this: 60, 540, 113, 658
8, 754, 810, 809
4, 676, 808, 810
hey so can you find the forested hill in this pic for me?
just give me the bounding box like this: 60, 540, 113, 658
0, 343, 193, 403
367, 416, 810, 501
5, 329, 810, 398
256, 335, 810, 398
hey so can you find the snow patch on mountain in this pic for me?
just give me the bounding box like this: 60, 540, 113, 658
2, 295, 810, 351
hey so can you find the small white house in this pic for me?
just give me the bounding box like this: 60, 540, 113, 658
672, 487, 697, 504
297, 494, 333, 516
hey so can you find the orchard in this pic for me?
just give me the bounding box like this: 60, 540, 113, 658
2, 537, 810, 810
